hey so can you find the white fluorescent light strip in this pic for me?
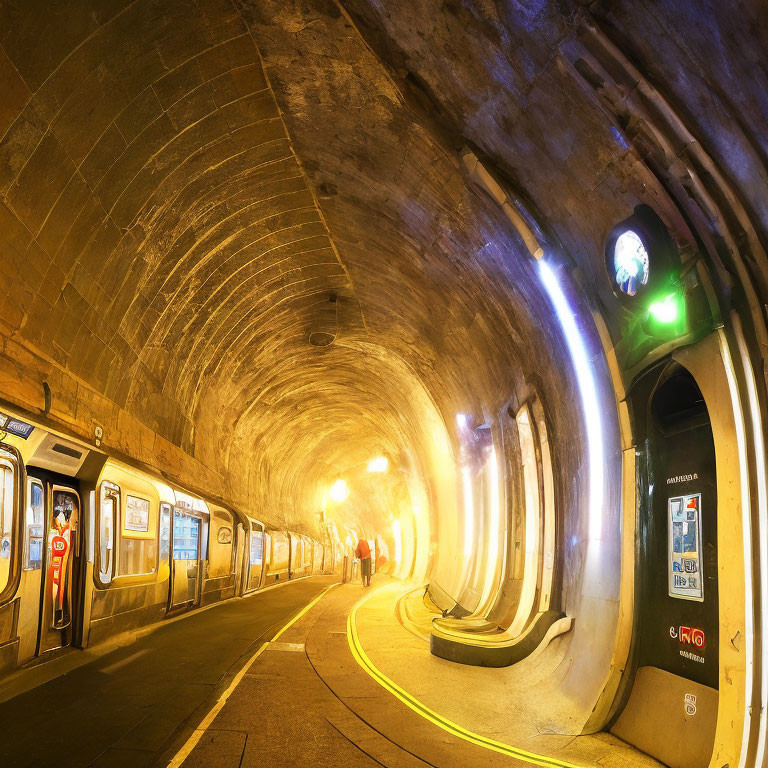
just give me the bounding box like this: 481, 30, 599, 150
734, 326, 766, 767
538, 261, 604, 540
718, 329, 755, 768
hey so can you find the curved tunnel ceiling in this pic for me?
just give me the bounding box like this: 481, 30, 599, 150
0, 0, 584, 537
1, 0, 764, 541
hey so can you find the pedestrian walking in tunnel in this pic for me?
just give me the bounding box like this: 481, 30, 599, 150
355, 538, 372, 587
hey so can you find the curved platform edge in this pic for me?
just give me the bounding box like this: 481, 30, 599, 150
430, 610, 572, 667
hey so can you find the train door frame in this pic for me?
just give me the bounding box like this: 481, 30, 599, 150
169, 506, 206, 611
21, 467, 83, 658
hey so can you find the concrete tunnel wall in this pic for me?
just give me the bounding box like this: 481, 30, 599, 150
0, 0, 767, 755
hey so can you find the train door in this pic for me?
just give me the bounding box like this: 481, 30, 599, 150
613, 362, 718, 766
169, 507, 203, 609
24, 470, 82, 657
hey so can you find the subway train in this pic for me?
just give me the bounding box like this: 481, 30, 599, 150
0, 410, 336, 677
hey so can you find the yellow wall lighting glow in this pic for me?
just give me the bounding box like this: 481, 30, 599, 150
477, 444, 502, 614
329, 478, 349, 502
462, 466, 474, 558
393, 518, 402, 564
367, 456, 388, 473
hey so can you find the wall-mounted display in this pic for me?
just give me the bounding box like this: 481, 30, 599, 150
668, 493, 703, 601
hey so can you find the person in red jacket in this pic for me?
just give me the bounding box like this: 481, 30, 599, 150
355, 538, 372, 587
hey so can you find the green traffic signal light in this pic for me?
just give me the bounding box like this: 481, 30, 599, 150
647, 293, 681, 325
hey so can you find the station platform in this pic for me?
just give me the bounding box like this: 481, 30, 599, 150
0, 576, 661, 768
169, 578, 661, 768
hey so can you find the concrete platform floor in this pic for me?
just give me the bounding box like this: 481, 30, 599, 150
343, 581, 663, 768
0, 576, 662, 768
0, 576, 337, 768
175, 577, 661, 768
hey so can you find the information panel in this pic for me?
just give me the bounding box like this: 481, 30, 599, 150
125, 495, 150, 532
668, 493, 703, 601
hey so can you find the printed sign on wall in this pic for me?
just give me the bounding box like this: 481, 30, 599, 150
125, 495, 150, 532
668, 493, 703, 601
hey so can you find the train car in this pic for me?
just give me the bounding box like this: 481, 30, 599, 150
263, 529, 290, 585
0, 410, 334, 678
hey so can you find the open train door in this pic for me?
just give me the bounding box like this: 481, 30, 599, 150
613, 360, 718, 768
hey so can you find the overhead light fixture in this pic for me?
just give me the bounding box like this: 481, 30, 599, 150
367, 456, 388, 473
329, 479, 349, 502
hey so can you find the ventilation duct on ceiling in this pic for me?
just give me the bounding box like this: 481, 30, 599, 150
309, 294, 338, 347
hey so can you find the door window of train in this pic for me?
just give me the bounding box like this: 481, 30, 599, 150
0, 455, 17, 595
159, 503, 171, 562
250, 525, 263, 565
98, 482, 119, 584
208, 511, 234, 577
24, 479, 44, 570
173, 510, 200, 560
117, 495, 157, 577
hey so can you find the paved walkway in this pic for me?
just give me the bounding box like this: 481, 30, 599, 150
175, 578, 660, 768
0, 576, 337, 768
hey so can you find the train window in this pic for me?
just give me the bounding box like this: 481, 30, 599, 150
0, 456, 16, 594
98, 482, 119, 584
250, 525, 263, 564
24, 480, 44, 570
117, 495, 156, 577
117, 536, 157, 577
159, 503, 171, 562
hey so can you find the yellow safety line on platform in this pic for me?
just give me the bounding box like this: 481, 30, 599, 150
167, 581, 340, 767
347, 587, 585, 768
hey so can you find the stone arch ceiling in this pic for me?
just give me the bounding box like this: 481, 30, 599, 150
0, 0, 584, 535
5, 0, 762, 533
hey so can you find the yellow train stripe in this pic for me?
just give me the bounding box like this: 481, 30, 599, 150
347, 587, 586, 768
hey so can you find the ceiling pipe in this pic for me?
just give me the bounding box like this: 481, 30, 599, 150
459, 148, 544, 261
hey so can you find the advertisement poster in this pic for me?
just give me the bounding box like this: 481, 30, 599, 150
668, 493, 703, 601
125, 495, 150, 532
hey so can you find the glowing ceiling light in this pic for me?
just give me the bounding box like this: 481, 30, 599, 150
329, 478, 349, 502
539, 260, 604, 540
367, 456, 388, 473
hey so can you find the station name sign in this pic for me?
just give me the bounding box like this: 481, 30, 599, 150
0, 412, 34, 439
